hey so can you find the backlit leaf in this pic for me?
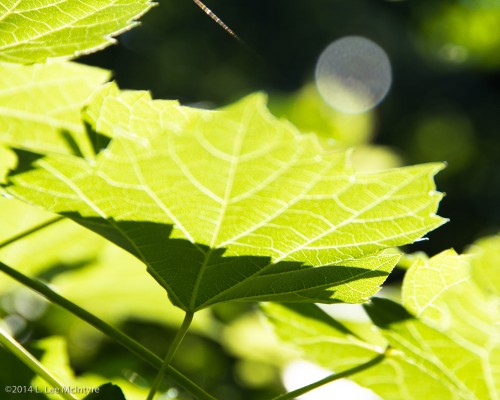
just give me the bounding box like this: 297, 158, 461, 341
399, 249, 500, 399
0, 62, 110, 157
263, 242, 500, 400
4, 89, 445, 311
0, 0, 154, 64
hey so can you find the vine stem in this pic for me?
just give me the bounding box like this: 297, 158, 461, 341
0, 261, 216, 400
146, 311, 194, 400
0, 326, 77, 400
271, 353, 386, 400
0, 216, 64, 249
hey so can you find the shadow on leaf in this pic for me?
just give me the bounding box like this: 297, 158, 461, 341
60, 214, 390, 311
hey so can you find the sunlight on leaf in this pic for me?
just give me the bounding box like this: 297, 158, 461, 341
0, 0, 154, 64
467, 233, 500, 297
5, 88, 445, 311
0, 62, 110, 157
262, 303, 384, 372
400, 249, 500, 399
263, 239, 500, 400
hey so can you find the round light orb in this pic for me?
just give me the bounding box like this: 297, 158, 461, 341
315, 36, 392, 114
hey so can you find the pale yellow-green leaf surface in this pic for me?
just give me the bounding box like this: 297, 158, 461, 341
0, 0, 154, 64
5, 89, 445, 311
263, 239, 500, 400
401, 249, 500, 399
0, 62, 110, 156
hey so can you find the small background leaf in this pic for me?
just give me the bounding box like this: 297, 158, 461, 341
82, 383, 126, 400
467, 233, 500, 297
31, 337, 148, 400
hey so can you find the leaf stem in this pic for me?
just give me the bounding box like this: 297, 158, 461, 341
0, 261, 217, 400
271, 353, 386, 400
0, 216, 64, 249
146, 311, 194, 400
0, 325, 77, 400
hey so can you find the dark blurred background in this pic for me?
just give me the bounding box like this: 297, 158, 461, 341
81, 0, 500, 256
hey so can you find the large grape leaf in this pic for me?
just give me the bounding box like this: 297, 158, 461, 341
4, 90, 445, 312
0, 62, 110, 157
263, 244, 500, 400
0, 0, 154, 64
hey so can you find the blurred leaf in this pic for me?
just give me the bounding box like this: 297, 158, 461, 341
467, 234, 500, 297
83, 383, 126, 400
0, 0, 154, 64
269, 84, 374, 148
32, 337, 150, 400
0, 200, 105, 294
396, 251, 428, 270
262, 303, 384, 372
410, 112, 476, 175
0, 62, 109, 157
419, 3, 500, 68
222, 310, 298, 367
6, 90, 445, 311
350, 145, 402, 173
32, 337, 74, 398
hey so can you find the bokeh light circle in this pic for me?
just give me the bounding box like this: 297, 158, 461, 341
315, 36, 392, 114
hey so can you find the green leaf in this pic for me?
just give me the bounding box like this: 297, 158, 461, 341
82, 383, 126, 400
32, 337, 75, 398
399, 249, 500, 399
363, 298, 482, 400
263, 245, 500, 400
31, 336, 148, 400
268, 84, 374, 148
467, 234, 500, 297
262, 303, 384, 372
0, 0, 154, 64
5, 90, 445, 311
0, 145, 16, 183
0, 62, 110, 157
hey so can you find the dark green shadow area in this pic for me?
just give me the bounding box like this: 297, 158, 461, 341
363, 297, 414, 329
272, 303, 355, 336
59, 214, 390, 312
83, 120, 112, 156
0, 345, 46, 400
83, 383, 126, 400
4, 148, 44, 177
